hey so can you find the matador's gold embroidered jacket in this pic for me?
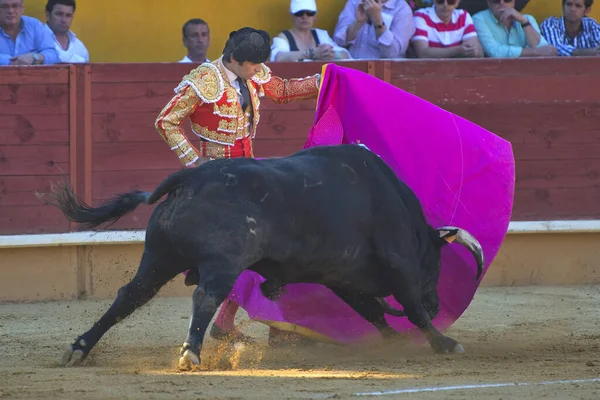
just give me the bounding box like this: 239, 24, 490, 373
155, 57, 321, 167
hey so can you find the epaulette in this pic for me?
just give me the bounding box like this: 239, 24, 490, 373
251, 63, 272, 85
174, 63, 224, 103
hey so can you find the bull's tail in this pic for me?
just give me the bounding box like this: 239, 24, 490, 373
37, 169, 191, 230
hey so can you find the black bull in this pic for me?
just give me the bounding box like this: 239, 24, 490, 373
39, 144, 484, 369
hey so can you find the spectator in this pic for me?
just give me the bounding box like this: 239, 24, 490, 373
473, 0, 557, 58
411, 0, 483, 58
270, 0, 351, 61
45, 0, 88, 63
333, 0, 416, 59
456, 0, 530, 15
179, 18, 210, 63
540, 0, 600, 56
0, 0, 59, 65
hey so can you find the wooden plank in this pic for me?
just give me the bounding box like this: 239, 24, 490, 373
0, 145, 69, 176
513, 187, 600, 221
260, 97, 318, 111
91, 109, 313, 143
92, 137, 306, 173
513, 143, 600, 161
441, 103, 600, 143
92, 111, 159, 143
0, 65, 70, 84
0, 84, 69, 114
91, 63, 198, 83
393, 57, 600, 79
0, 205, 70, 234
91, 82, 179, 114
92, 169, 178, 200
0, 114, 69, 145
257, 110, 313, 141
0, 127, 68, 145
69, 65, 78, 231
391, 74, 600, 104
0, 175, 65, 206
82, 65, 93, 206
92, 141, 180, 171
516, 159, 600, 189
254, 138, 306, 158
89, 61, 367, 83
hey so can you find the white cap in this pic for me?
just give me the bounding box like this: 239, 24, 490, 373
290, 0, 317, 13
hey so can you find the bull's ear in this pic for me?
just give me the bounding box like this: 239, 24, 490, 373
438, 228, 459, 244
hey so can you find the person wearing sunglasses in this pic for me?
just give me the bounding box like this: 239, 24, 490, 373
270, 0, 351, 62
472, 0, 557, 58
333, 0, 416, 59
540, 0, 600, 57
411, 0, 484, 58
451, 0, 530, 15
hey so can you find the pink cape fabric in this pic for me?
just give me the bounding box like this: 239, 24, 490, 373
225, 64, 515, 345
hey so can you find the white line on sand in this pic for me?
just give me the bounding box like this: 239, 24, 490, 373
352, 378, 600, 396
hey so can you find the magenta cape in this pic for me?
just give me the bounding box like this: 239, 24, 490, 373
226, 64, 515, 344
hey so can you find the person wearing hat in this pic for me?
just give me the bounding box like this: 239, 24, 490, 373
271, 0, 351, 61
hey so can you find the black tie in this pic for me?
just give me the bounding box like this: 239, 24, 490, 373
236, 77, 250, 111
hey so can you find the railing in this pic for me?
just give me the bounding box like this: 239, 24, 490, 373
1, 57, 600, 235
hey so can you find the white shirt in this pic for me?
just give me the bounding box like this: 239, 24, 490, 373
219, 57, 245, 107
270, 28, 351, 61
44, 24, 89, 63
179, 55, 210, 63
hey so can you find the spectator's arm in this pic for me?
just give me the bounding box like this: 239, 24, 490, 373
270, 34, 305, 62
35, 24, 59, 64
0, 54, 11, 65
333, 1, 361, 47
540, 19, 575, 56
376, 6, 415, 58
522, 15, 546, 48
317, 30, 352, 59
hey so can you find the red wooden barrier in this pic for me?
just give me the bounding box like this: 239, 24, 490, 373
1, 58, 599, 234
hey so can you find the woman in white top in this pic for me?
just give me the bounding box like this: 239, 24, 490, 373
270, 0, 351, 62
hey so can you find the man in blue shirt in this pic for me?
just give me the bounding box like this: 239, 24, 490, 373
540, 0, 600, 56
473, 0, 557, 58
0, 0, 59, 65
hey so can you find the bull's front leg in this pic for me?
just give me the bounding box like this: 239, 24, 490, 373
393, 289, 464, 354
179, 268, 237, 371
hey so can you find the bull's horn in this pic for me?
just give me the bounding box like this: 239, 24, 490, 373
438, 226, 485, 281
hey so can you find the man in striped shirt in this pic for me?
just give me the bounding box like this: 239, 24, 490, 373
410, 0, 483, 58
540, 0, 600, 56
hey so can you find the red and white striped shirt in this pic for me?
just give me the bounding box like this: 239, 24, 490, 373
411, 7, 477, 48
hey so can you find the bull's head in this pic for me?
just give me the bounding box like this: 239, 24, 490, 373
376, 226, 484, 320
422, 226, 484, 319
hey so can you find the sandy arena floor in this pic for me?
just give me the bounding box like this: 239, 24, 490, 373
1, 285, 599, 399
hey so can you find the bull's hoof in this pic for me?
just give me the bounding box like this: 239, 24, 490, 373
178, 349, 201, 371
60, 344, 86, 367
432, 336, 465, 354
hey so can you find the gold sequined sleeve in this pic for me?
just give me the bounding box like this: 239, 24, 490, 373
262, 74, 320, 104
154, 85, 202, 167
